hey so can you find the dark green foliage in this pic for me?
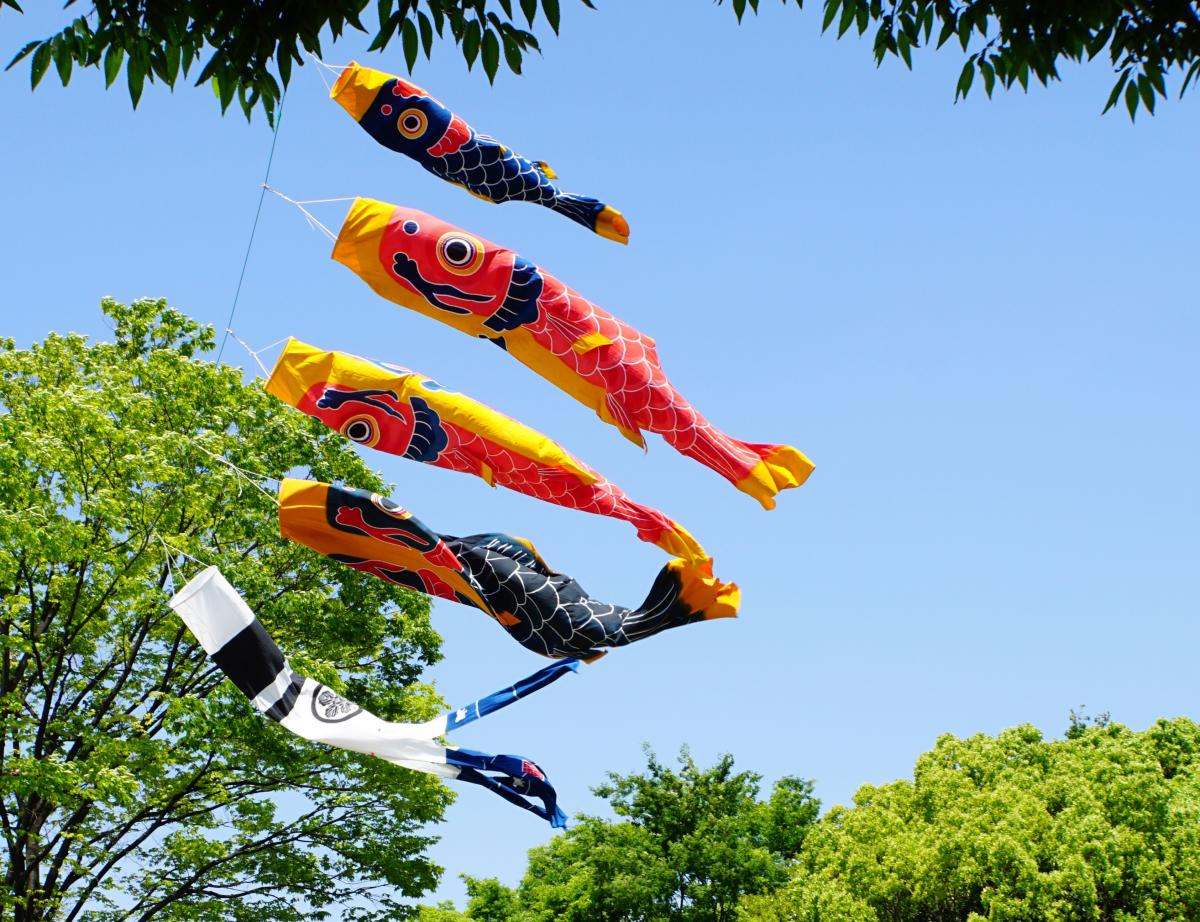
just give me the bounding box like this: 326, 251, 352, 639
3, 0, 596, 125
7, 1, 1191, 121
809, 0, 1200, 118
0, 299, 450, 921
718, 0, 1197, 118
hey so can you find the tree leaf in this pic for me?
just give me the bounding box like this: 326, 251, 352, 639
481, 28, 500, 82
6, 39, 40, 71
980, 60, 995, 95
419, 12, 434, 58
463, 20, 481, 69
104, 45, 124, 88
1102, 68, 1130, 113
30, 41, 51, 89
1181, 60, 1200, 97
543, 0, 561, 34
837, 1, 856, 38
502, 32, 522, 74
127, 51, 146, 107
733, 0, 747, 22
53, 39, 73, 86
822, 0, 841, 33
1124, 80, 1138, 120
277, 44, 292, 86
402, 18, 419, 71
429, 1, 446, 35
1137, 74, 1155, 113
955, 58, 974, 99
367, 11, 399, 52
378, 0, 394, 30
520, 0, 537, 26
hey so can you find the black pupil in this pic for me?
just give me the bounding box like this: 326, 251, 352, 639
347, 421, 370, 441
404, 115, 420, 131
445, 239, 471, 264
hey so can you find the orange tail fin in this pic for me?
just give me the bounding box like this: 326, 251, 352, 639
734, 443, 815, 510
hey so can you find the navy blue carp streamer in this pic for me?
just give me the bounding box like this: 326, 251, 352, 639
278, 479, 741, 661
168, 567, 575, 826
330, 61, 630, 244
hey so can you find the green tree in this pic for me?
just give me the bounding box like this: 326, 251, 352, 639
3, 0, 594, 124
8, 1, 1198, 122
464, 748, 819, 922
0, 298, 450, 921
743, 717, 1200, 921
417, 900, 472, 922
813, 0, 1200, 119
463, 876, 523, 922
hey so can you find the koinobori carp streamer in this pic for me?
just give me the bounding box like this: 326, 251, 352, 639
331, 198, 814, 509
266, 338, 706, 562
331, 61, 629, 244
168, 566, 575, 826
277, 479, 740, 661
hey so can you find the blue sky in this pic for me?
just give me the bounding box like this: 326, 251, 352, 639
3, 0, 1198, 910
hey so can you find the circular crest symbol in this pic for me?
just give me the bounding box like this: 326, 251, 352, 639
311, 685, 362, 723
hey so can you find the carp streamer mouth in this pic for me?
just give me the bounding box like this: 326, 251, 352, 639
390, 252, 494, 315
593, 206, 630, 245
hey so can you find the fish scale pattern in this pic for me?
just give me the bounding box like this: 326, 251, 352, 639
518, 276, 779, 487
449, 534, 702, 660
336, 62, 624, 240
434, 134, 560, 207
281, 483, 734, 661
295, 374, 701, 559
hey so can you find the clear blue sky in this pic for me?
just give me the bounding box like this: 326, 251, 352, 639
3, 1, 1198, 910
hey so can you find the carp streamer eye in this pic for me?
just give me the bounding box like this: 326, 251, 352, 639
342, 414, 380, 448
397, 108, 428, 139
371, 492, 408, 518
436, 232, 486, 276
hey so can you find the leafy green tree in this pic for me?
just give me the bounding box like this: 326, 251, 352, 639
417, 900, 472, 922
0, 298, 450, 921
8, 1, 1197, 122
463, 876, 523, 922
743, 718, 1200, 922
3, 0, 594, 124
462, 748, 819, 922
813, 0, 1200, 119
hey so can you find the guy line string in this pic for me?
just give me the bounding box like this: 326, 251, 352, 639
216, 90, 288, 364
262, 185, 358, 243
215, 54, 352, 366
224, 330, 289, 378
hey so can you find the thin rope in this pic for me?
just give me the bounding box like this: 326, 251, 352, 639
306, 53, 349, 93
290, 196, 358, 205
157, 532, 177, 587
216, 90, 288, 364
157, 532, 214, 591
263, 185, 338, 242
225, 328, 271, 377
191, 442, 282, 506
249, 336, 291, 374
311, 55, 332, 92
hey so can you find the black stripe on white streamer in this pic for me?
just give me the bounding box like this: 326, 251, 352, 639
167, 566, 575, 826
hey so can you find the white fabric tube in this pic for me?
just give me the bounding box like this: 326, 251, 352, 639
167, 566, 571, 824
